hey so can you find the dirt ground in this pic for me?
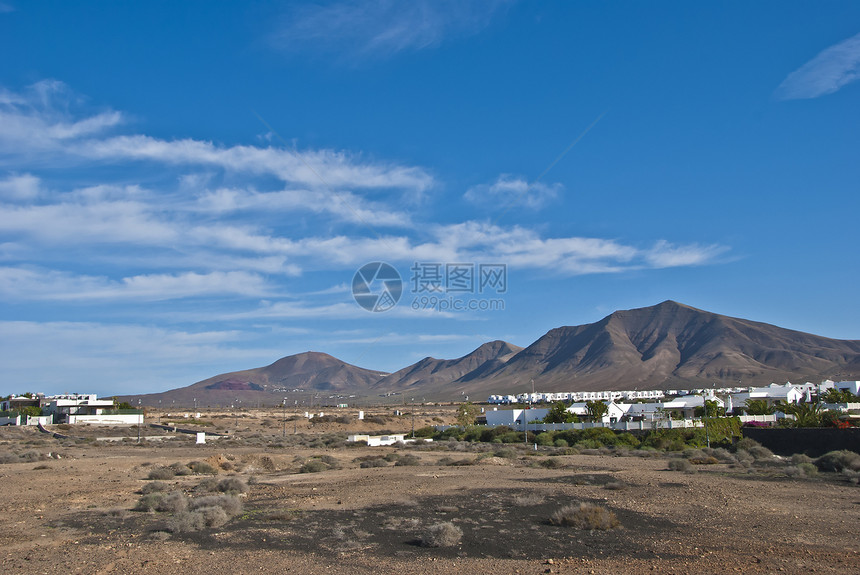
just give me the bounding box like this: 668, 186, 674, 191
1, 408, 859, 574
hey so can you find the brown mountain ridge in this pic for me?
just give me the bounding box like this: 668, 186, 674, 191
120, 301, 860, 405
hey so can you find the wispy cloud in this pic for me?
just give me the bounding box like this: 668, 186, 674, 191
464, 174, 561, 210
777, 31, 860, 100
272, 0, 511, 59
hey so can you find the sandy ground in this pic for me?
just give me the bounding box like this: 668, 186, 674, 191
1, 409, 859, 574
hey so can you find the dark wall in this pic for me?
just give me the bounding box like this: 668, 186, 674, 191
741, 427, 860, 457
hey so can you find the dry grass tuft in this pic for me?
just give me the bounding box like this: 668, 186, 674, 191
549, 502, 620, 530
420, 521, 463, 547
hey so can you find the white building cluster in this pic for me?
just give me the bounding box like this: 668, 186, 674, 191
0, 393, 143, 426
485, 380, 860, 427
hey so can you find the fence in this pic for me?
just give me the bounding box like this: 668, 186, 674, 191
486, 419, 704, 432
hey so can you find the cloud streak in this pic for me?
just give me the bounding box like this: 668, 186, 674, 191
272, 0, 511, 59
777, 32, 860, 100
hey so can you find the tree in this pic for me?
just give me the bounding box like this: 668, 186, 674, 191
585, 400, 609, 422
777, 401, 824, 428
694, 399, 725, 418
17, 406, 42, 418
743, 399, 775, 415
823, 388, 857, 404
543, 401, 578, 424
456, 402, 478, 427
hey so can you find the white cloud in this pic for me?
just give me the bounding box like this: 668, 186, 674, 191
272, 0, 511, 58
777, 32, 860, 100
464, 174, 561, 210
644, 240, 728, 268
0, 268, 273, 301
0, 173, 40, 200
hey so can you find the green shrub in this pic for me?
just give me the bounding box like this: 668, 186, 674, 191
360, 458, 389, 468
420, 522, 463, 547
549, 503, 619, 530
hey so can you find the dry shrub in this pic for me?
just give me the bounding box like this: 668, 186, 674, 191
360, 457, 389, 468
194, 477, 219, 493
169, 462, 192, 476
688, 456, 720, 465
395, 454, 421, 466
190, 494, 243, 517
668, 459, 695, 472
420, 521, 463, 547
195, 505, 229, 528
134, 493, 164, 512
513, 493, 544, 506
155, 491, 188, 513
188, 461, 218, 475
167, 511, 206, 533
815, 450, 860, 473
141, 481, 169, 494
549, 503, 620, 530
217, 477, 249, 494
299, 459, 328, 473
147, 466, 175, 480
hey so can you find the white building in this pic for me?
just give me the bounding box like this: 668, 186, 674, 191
729, 383, 804, 413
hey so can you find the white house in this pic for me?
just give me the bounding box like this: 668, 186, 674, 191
622, 394, 725, 420
835, 381, 860, 396
729, 383, 803, 413
485, 408, 550, 427
565, 401, 627, 424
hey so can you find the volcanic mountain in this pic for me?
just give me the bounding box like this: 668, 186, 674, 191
122, 301, 860, 405
371, 340, 523, 398
455, 300, 860, 394
118, 352, 388, 407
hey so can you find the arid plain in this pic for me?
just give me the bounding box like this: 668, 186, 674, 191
1, 407, 859, 575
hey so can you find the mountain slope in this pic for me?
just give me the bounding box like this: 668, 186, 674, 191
463, 301, 860, 393
372, 340, 523, 396
118, 352, 388, 407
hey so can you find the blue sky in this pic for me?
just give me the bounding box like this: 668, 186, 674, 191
1, 1, 858, 397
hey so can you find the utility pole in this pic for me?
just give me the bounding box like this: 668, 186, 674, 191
294, 400, 298, 434
411, 398, 415, 438
137, 399, 142, 444
282, 398, 287, 437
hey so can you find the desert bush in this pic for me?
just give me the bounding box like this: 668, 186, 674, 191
708, 447, 737, 463
188, 461, 218, 475
300, 460, 329, 473
494, 447, 518, 459
815, 450, 860, 472
360, 458, 389, 468
540, 458, 565, 469
196, 505, 229, 527
733, 437, 761, 452
134, 493, 164, 512
156, 491, 189, 513
689, 456, 720, 465
746, 445, 775, 461
791, 453, 814, 465
194, 477, 220, 493
147, 466, 175, 480
19, 450, 47, 462
513, 493, 544, 506
217, 477, 249, 494
553, 439, 569, 448
420, 521, 463, 547
549, 502, 620, 530
169, 462, 192, 476
0, 452, 18, 464
668, 459, 695, 472
798, 462, 818, 476
141, 481, 169, 495
167, 511, 206, 533
395, 454, 421, 466
190, 494, 243, 517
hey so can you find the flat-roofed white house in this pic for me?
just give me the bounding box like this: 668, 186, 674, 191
729, 383, 803, 413
622, 394, 725, 420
